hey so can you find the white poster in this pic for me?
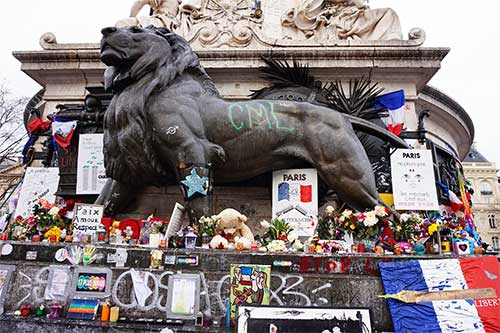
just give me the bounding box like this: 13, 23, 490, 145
76, 133, 107, 195
390, 149, 439, 211
272, 168, 318, 237
72, 203, 104, 235
14, 167, 60, 218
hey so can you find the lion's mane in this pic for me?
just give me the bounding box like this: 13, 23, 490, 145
103, 27, 219, 185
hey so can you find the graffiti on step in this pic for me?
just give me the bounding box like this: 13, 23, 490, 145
7, 266, 373, 315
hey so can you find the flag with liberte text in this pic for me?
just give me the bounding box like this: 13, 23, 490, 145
379, 257, 500, 333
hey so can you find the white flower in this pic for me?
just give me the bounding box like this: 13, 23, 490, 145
363, 211, 378, 227
374, 205, 388, 217
292, 239, 304, 251
287, 230, 299, 243
260, 220, 271, 229
267, 240, 287, 252
325, 206, 335, 215
400, 213, 411, 222
48, 207, 60, 217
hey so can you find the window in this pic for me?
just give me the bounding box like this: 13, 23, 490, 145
489, 214, 497, 229
480, 181, 493, 196
492, 237, 499, 250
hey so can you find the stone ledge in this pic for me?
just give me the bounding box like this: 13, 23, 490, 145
0, 315, 227, 333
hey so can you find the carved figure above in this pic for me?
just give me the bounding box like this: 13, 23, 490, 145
178, 0, 264, 48
96, 26, 398, 221
282, 0, 402, 40
116, 0, 181, 30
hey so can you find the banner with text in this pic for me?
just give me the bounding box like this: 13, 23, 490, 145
15, 167, 60, 218
272, 169, 318, 237
76, 134, 107, 195
391, 149, 439, 210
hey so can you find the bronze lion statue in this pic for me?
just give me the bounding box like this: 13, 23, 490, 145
97, 25, 398, 220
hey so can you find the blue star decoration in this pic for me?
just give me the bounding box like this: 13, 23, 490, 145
180, 168, 209, 198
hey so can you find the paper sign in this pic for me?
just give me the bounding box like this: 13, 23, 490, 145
76, 134, 107, 194
390, 149, 439, 211
272, 169, 318, 237
72, 203, 104, 235
14, 167, 60, 218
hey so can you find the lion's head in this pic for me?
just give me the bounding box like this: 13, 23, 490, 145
99, 26, 219, 186
100, 25, 202, 92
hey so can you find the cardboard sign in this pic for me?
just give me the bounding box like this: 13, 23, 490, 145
230, 264, 271, 320
72, 203, 104, 235
237, 306, 372, 333
15, 167, 60, 218
390, 149, 439, 211
76, 134, 107, 194
272, 169, 318, 237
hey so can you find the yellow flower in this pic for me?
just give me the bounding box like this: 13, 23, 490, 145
428, 223, 439, 235
350, 224, 355, 230
44, 226, 62, 241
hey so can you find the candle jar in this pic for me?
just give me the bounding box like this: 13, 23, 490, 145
109, 306, 119, 323
65, 235, 73, 243
49, 303, 62, 319
100, 303, 110, 322
32, 235, 41, 242
357, 242, 365, 253
20, 304, 31, 317
49, 235, 57, 243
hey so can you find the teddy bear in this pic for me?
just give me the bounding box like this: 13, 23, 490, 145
209, 208, 254, 249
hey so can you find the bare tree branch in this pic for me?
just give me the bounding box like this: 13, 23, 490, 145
0, 84, 28, 168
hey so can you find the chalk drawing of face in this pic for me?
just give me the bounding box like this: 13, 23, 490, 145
402, 171, 423, 189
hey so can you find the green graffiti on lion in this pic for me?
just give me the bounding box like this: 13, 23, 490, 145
227, 101, 294, 132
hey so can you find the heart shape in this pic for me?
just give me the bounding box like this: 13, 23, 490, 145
459, 244, 468, 252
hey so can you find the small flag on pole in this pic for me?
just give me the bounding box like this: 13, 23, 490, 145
374, 89, 406, 136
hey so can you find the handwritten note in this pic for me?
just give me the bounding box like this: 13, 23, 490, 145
72, 203, 104, 235
15, 167, 60, 218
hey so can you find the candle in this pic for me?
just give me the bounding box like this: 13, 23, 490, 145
32, 235, 41, 242
109, 306, 119, 323
100, 303, 110, 322
358, 243, 365, 253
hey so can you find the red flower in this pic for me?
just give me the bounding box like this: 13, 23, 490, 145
65, 200, 75, 211
58, 208, 67, 217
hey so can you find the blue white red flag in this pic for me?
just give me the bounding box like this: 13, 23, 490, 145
374, 89, 406, 136
379, 257, 500, 333
278, 183, 312, 203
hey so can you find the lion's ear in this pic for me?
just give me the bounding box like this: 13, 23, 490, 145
104, 67, 119, 91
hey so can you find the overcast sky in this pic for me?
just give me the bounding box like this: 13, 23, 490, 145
0, 1, 499, 164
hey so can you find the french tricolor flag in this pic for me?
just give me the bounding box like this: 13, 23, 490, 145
374, 89, 406, 136
379, 257, 500, 333
278, 182, 312, 203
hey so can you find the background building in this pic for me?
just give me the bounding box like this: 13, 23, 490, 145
463, 145, 500, 249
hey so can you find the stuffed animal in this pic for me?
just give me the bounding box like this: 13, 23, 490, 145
210, 208, 254, 249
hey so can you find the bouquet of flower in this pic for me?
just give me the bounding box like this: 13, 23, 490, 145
338, 205, 389, 240
6, 199, 74, 241
199, 215, 220, 238
259, 218, 301, 250
316, 205, 345, 240
395, 212, 424, 241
